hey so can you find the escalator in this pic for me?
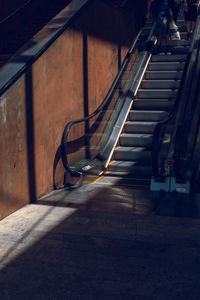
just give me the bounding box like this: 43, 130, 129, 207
105, 51, 186, 189
61, 14, 191, 191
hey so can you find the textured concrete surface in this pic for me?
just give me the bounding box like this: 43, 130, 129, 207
1, 184, 200, 299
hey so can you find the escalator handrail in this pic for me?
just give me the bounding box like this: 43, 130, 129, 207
61, 21, 156, 174
152, 16, 200, 179
61, 28, 142, 174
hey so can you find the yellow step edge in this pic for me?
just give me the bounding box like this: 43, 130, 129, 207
91, 175, 104, 184
105, 170, 129, 174
108, 160, 115, 166
114, 146, 121, 150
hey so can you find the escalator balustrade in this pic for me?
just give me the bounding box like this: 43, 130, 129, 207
62, 15, 190, 189
97, 18, 188, 189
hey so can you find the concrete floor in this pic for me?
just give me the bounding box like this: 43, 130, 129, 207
1, 183, 200, 299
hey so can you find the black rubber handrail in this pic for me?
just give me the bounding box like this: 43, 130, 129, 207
151, 16, 200, 180
61, 20, 157, 175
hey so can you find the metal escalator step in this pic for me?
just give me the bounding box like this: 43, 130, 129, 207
141, 79, 180, 89
108, 160, 152, 177
104, 170, 151, 179
151, 54, 186, 62
170, 46, 189, 54
169, 39, 190, 47
114, 146, 152, 161
94, 175, 150, 188
137, 89, 178, 99
148, 62, 185, 71
145, 70, 183, 80
133, 99, 174, 111
119, 133, 153, 147
124, 121, 157, 133
129, 110, 169, 121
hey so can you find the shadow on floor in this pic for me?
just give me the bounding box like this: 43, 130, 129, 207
1, 187, 200, 299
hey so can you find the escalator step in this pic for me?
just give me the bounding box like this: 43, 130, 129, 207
145, 70, 183, 80
133, 98, 175, 111
108, 160, 152, 177
137, 89, 178, 99
148, 62, 185, 71
114, 146, 152, 161
129, 110, 169, 121
170, 46, 189, 54
93, 175, 150, 188
151, 54, 186, 62
119, 133, 153, 147
141, 79, 180, 89
169, 39, 190, 47
124, 121, 157, 133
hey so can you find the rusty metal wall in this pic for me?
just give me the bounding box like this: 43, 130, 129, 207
0, 0, 146, 219
0, 75, 29, 219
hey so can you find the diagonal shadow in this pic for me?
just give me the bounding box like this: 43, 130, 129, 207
1, 196, 200, 299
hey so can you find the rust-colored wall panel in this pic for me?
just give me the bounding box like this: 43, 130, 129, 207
73, 0, 137, 115
87, 36, 118, 114
32, 28, 85, 196
0, 77, 29, 219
